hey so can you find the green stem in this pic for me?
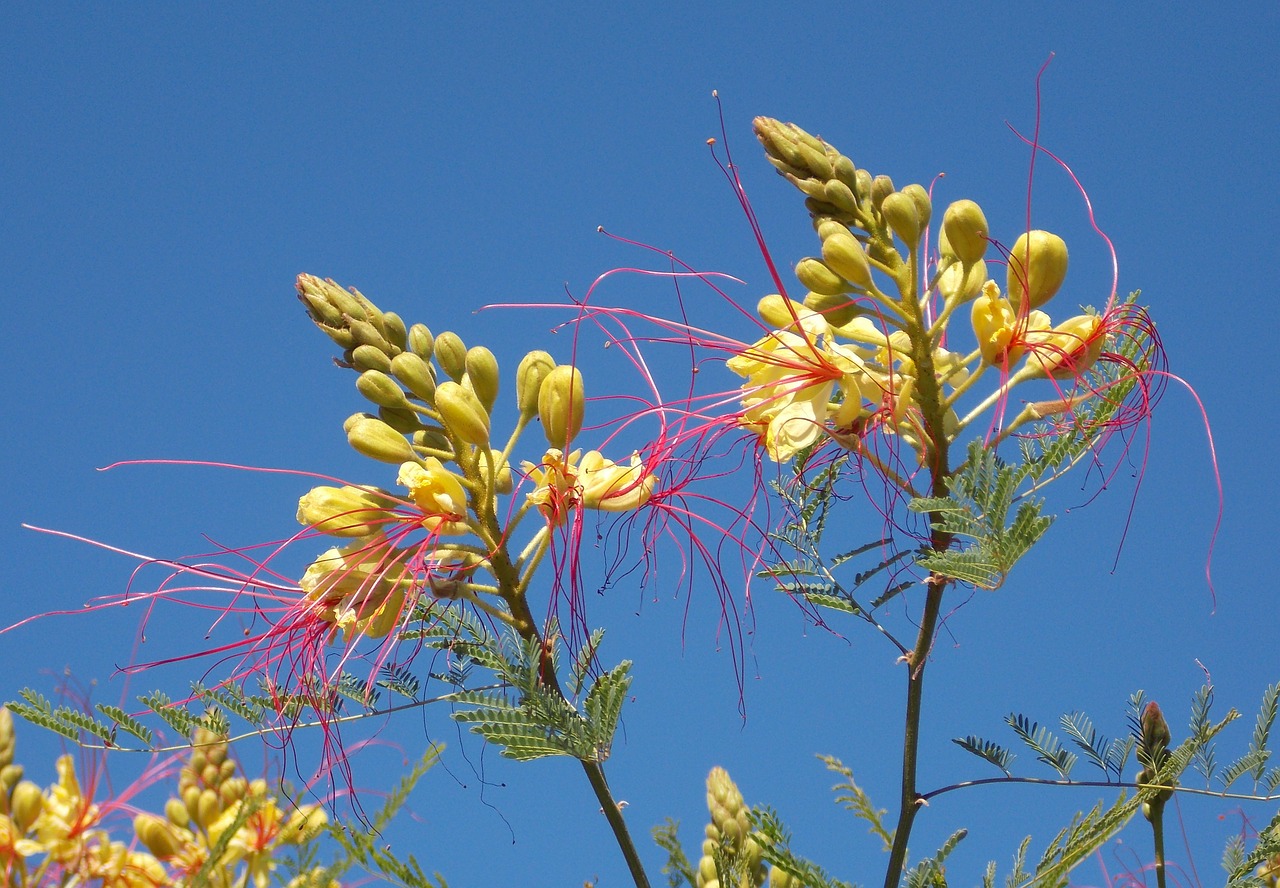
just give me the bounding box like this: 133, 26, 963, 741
1149, 797, 1168, 888
582, 759, 652, 888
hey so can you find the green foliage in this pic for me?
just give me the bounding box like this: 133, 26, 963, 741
903, 829, 966, 888
751, 807, 856, 888
1005, 714, 1077, 779
819, 755, 895, 852
652, 819, 697, 888
1059, 711, 1132, 781
326, 744, 448, 888
952, 735, 1015, 777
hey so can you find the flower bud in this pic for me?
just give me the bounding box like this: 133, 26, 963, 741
356, 370, 411, 411
135, 812, 184, 858
516, 351, 557, 418
351, 344, 393, 374
803, 291, 861, 327
296, 274, 369, 324
832, 153, 858, 191
390, 351, 437, 401
539, 365, 585, 447
378, 405, 424, 434
938, 258, 988, 305
1006, 229, 1069, 312
870, 174, 895, 211
756, 294, 809, 329
941, 199, 989, 264
854, 168, 873, 202
820, 230, 873, 290
881, 191, 922, 247
196, 787, 221, 828
795, 257, 848, 296
347, 417, 416, 464
382, 311, 408, 351
0, 764, 21, 793
822, 179, 859, 215
408, 323, 434, 361
412, 428, 453, 454
11, 780, 43, 832
434, 331, 467, 381
435, 380, 490, 447
297, 485, 396, 537
165, 797, 190, 829
464, 346, 500, 412
0, 707, 13, 769
902, 183, 932, 230
347, 317, 394, 355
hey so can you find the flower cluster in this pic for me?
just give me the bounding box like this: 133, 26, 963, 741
0, 708, 332, 888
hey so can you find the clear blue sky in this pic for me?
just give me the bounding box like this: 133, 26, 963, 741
3, 5, 1277, 886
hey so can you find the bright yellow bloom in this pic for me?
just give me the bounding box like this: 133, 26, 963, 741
33, 755, 97, 863
300, 536, 411, 639
397, 458, 469, 535
579, 451, 656, 512
1025, 314, 1104, 379
970, 280, 1051, 366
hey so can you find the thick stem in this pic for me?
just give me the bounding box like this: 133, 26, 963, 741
582, 759, 652, 888
881, 579, 947, 888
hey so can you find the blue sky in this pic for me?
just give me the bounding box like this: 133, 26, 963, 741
3, 5, 1278, 886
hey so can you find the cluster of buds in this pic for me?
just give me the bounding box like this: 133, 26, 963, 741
0, 710, 333, 887
733, 118, 1133, 469
694, 767, 768, 888
292, 275, 659, 643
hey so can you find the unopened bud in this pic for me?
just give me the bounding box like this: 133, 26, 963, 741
351, 344, 393, 374
941, 200, 989, 264
464, 346, 500, 412
378, 405, 423, 434
356, 370, 411, 411
408, 323, 434, 361
484, 449, 514, 495
297, 485, 396, 537
795, 257, 848, 296
516, 351, 556, 418
538, 365, 585, 447
902, 183, 932, 231
165, 797, 190, 829
0, 707, 13, 768
435, 380, 490, 446
823, 179, 859, 216
870, 175, 895, 211
434, 331, 467, 380
11, 780, 43, 832
832, 154, 859, 193
804, 291, 861, 327
1006, 229, 1069, 312
347, 417, 416, 464
196, 788, 220, 828
756, 294, 809, 329
382, 311, 408, 351
938, 258, 988, 305
820, 230, 873, 289
390, 351, 437, 401
881, 191, 922, 247
347, 318, 393, 355
135, 812, 183, 858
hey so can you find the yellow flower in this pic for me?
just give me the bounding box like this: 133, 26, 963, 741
579, 451, 656, 512
397, 458, 469, 535
300, 536, 411, 639
33, 755, 97, 863
1025, 314, 1104, 379
522, 448, 579, 526
970, 280, 1051, 366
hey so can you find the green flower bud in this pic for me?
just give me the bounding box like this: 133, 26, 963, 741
794, 138, 833, 181
483, 449, 514, 495
795, 257, 848, 296
412, 428, 453, 454
538, 365, 585, 447
870, 174, 895, 211
902, 183, 932, 230
0, 707, 13, 769
297, 485, 396, 537
938, 258, 988, 305
881, 191, 922, 247
347, 417, 416, 464
435, 380, 491, 447
135, 812, 183, 858
408, 323, 434, 361
434, 331, 467, 381
753, 117, 806, 170
196, 787, 221, 829
941, 199, 989, 264
296, 274, 370, 324
782, 173, 828, 201
390, 351, 437, 401
822, 179, 859, 216
832, 154, 859, 192
756, 294, 809, 329
516, 351, 556, 418
348, 318, 394, 355
382, 311, 408, 351
378, 405, 423, 434
464, 346, 500, 412
11, 780, 43, 832
356, 370, 411, 411
0, 764, 22, 793
820, 230, 873, 290
804, 290, 861, 327
351, 344, 393, 374
854, 168, 873, 202
343, 412, 375, 434
699, 855, 719, 884
1006, 229, 1068, 312
165, 797, 190, 829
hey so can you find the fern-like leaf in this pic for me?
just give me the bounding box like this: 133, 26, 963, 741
819, 755, 894, 851
1006, 714, 1076, 778
953, 735, 1015, 777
